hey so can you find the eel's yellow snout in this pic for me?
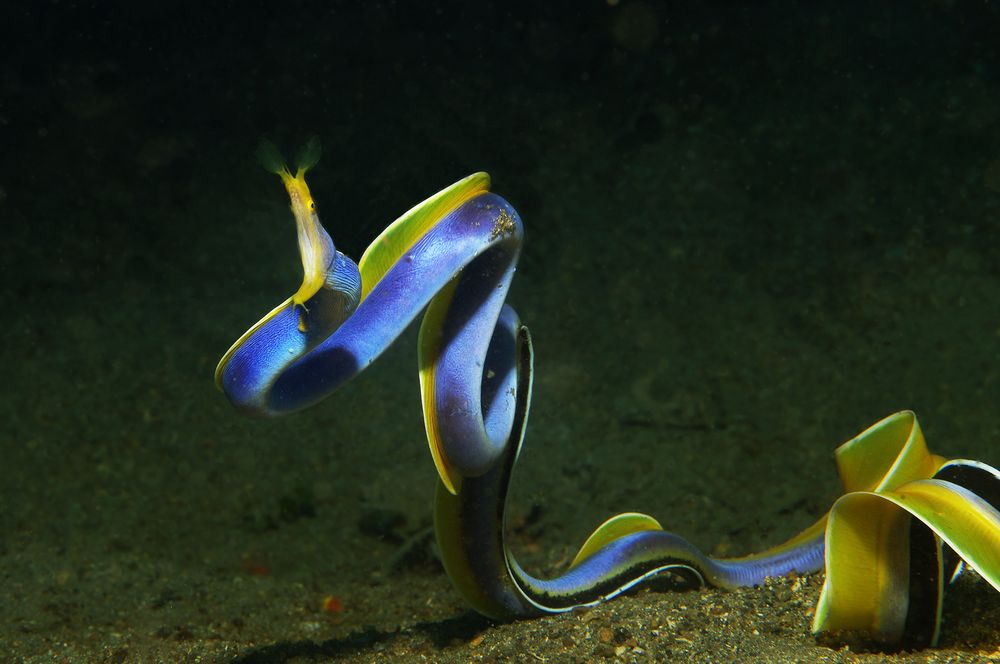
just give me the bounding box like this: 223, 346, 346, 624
278, 167, 318, 223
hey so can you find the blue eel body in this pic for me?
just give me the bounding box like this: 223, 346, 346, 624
216, 169, 826, 620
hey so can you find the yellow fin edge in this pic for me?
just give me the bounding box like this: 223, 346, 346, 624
570, 512, 664, 568
813, 479, 1000, 643
358, 172, 490, 299
215, 296, 294, 389
418, 278, 462, 495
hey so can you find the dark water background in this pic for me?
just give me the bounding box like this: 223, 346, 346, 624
2, 2, 1000, 661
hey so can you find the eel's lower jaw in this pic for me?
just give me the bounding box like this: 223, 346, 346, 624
293, 255, 333, 308
293, 241, 339, 310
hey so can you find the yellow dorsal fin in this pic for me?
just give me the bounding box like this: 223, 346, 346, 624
570, 512, 663, 568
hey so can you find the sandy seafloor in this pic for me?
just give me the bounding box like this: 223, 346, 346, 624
2, 2, 1000, 662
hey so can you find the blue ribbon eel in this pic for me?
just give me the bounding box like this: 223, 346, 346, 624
215, 143, 828, 621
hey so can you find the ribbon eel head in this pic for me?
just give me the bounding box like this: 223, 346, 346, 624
213, 140, 360, 398
257, 137, 337, 319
